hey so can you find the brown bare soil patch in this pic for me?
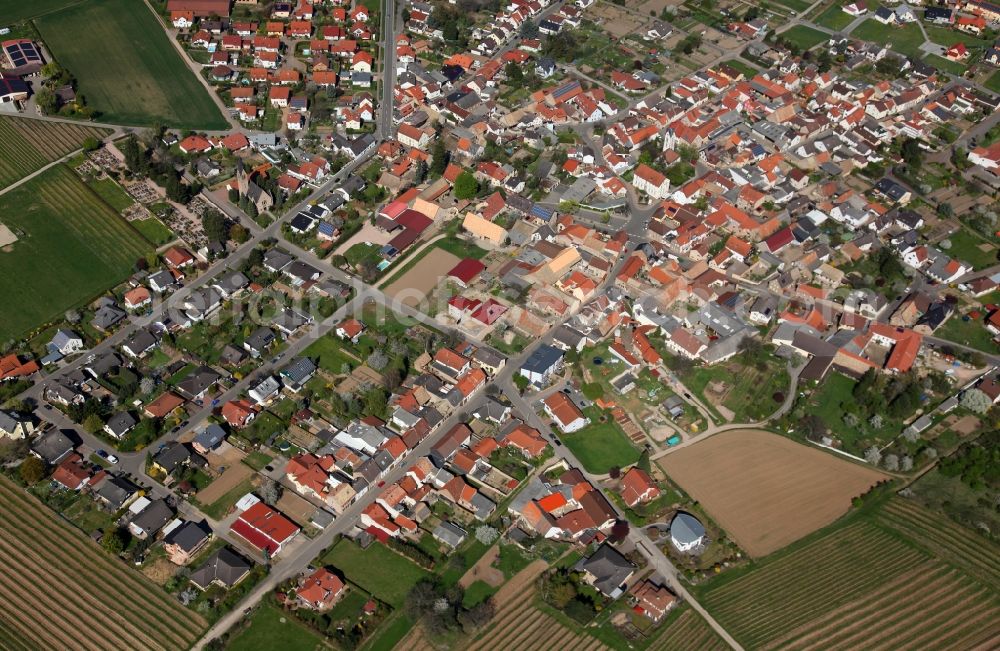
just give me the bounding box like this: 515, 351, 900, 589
382, 248, 461, 308
458, 545, 504, 589
140, 557, 176, 585
275, 489, 318, 526
658, 429, 887, 557
195, 462, 254, 505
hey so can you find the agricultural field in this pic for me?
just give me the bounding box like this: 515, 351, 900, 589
645, 607, 728, 651
35, 0, 228, 128
0, 0, 78, 22
0, 476, 206, 650
0, 164, 151, 343
0, 116, 109, 190
696, 497, 1000, 649
658, 430, 887, 557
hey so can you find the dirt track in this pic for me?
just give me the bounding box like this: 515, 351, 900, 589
658, 429, 887, 557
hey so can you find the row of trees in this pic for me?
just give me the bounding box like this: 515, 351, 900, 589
404, 579, 496, 637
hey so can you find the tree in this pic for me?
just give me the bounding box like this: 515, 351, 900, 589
610, 519, 629, 542
960, 388, 992, 414
475, 525, 499, 545
458, 600, 495, 634
901, 137, 923, 171
802, 414, 827, 441
864, 446, 882, 466
18, 456, 45, 485
65, 309, 81, 324
140, 377, 156, 395
229, 223, 249, 244
202, 209, 228, 243
505, 61, 524, 84
83, 413, 104, 434
245, 247, 264, 270
165, 173, 185, 203
364, 387, 388, 416
737, 336, 763, 363
260, 477, 282, 505
513, 374, 529, 394
900, 455, 914, 472
367, 349, 389, 371
121, 134, 146, 175
883, 453, 899, 471
35, 88, 58, 115
82, 136, 100, 152
228, 187, 240, 204
101, 528, 127, 555
430, 139, 448, 176
519, 20, 539, 39
868, 413, 883, 429
543, 31, 579, 62
453, 170, 479, 200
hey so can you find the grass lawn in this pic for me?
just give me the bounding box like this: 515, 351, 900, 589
852, 20, 926, 59
242, 412, 287, 444
935, 314, 998, 353
344, 241, 382, 267
924, 54, 967, 76
322, 540, 430, 608
227, 603, 322, 651
495, 544, 532, 579
362, 612, 413, 651
779, 25, 829, 50
303, 334, 361, 374
461, 580, 497, 608
85, 176, 134, 212
946, 228, 998, 270
35, 0, 228, 128
243, 450, 274, 471
0, 164, 151, 343
802, 371, 903, 453
561, 407, 640, 474
722, 58, 758, 78
814, 5, 854, 31
132, 217, 175, 246
924, 25, 992, 50
986, 70, 1000, 93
